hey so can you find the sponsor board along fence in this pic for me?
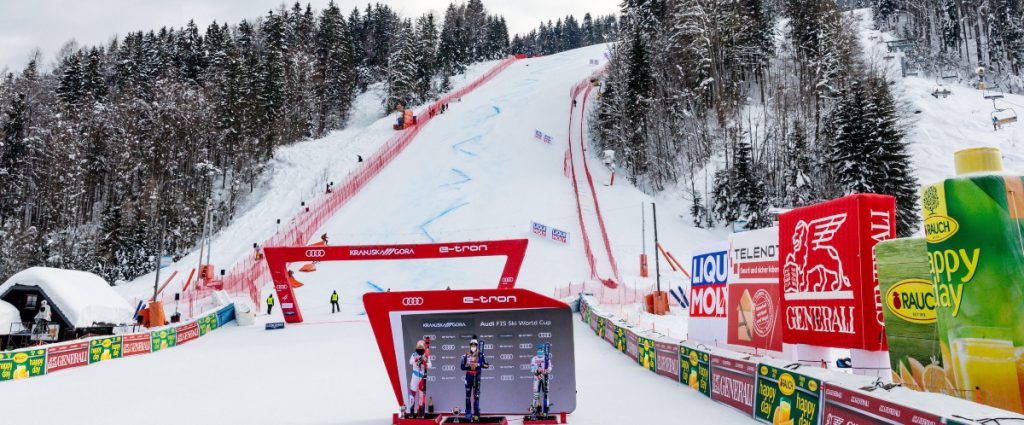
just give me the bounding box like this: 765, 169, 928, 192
577, 295, 1018, 425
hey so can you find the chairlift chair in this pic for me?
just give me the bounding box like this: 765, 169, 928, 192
992, 107, 1019, 129
983, 85, 1004, 100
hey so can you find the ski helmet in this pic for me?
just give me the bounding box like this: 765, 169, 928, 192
536, 344, 545, 355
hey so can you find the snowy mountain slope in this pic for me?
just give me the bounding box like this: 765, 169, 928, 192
114, 61, 501, 304
0, 44, 760, 425
854, 9, 1024, 186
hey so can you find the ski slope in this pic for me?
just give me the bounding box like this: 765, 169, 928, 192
0, 44, 743, 424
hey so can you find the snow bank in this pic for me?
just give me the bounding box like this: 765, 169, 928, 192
0, 267, 134, 328
0, 300, 19, 335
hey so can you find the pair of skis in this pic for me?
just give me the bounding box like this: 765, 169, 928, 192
419, 337, 431, 416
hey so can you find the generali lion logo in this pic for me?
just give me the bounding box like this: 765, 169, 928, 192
782, 213, 853, 300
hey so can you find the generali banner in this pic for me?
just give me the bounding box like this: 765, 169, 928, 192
46, 341, 89, 373
779, 194, 895, 351
654, 341, 680, 381
690, 242, 729, 344
821, 383, 941, 425
727, 227, 783, 351
710, 355, 757, 415
121, 333, 151, 357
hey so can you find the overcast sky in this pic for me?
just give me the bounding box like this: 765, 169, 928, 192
0, 0, 620, 71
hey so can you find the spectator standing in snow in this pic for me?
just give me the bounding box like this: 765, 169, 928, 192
34, 300, 52, 334
331, 291, 340, 313
266, 294, 275, 315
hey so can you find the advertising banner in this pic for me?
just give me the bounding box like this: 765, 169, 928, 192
397, 308, 576, 414
711, 355, 757, 415
176, 322, 200, 345
679, 345, 711, 397
876, 238, 950, 394
216, 304, 235, 326
151, 327, 178, 352
921, 172, 1024, 413
614, 326, 626, 352
604, 320, 616, 345
47, 341, 89, 373
88, 336, 122, 364
654, 341, 680, 381
754, 364, 822, 425
822, 383, 941, 425
637, 336, 657, 372
625, 330, 639, 361
727, 227, 783, 351
0, 349, 46, 381
532, 222, 549, 238
779, 194, 895, 350
364, 288, 575, 414
199, 314, 219, 336
596, 316, 605, 338
122, 333, 151, 357
690, 242, 729, 345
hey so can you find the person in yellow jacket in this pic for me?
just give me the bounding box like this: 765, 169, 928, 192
331, 291, 340, 314
266, 294, 275, 315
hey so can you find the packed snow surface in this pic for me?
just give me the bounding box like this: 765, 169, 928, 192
0, 300, 19, 335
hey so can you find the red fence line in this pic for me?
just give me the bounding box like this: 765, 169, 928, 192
578, 84, 622, 282
567, 86, 599, 281
178, 57, 521, 314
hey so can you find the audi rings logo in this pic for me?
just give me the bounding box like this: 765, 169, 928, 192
305, 249, 326, 258
402, 297, 425, 306
442, 344, 456, 351
442, 365, 457, 371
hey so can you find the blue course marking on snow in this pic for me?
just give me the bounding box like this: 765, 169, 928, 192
440, 168, 472, 187
492, 106, 501, 115
365, 281, 385, 292
452, 135, 482, 156
418, 201, 469, 242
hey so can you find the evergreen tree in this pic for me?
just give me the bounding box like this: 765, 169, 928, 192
386, 20, 419, 112
438, 3, 468, 76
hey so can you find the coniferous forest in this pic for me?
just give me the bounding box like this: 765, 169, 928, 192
0, 1, 611, 283
592, 0, 938, 236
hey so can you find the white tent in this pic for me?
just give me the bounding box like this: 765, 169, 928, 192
0, 299, 19, 335
0, 267, 134, 328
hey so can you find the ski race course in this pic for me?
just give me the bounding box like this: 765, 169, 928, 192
0, 44, 738, 425
7, 11, 1024, 423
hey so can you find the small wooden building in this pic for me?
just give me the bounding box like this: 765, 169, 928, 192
0, 267, 134, 349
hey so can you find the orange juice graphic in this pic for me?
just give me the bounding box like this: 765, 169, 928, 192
923, 148, 1024, 413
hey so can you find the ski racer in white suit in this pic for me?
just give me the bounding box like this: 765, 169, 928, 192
407, 340, 430, 416
529, 344, 551, 414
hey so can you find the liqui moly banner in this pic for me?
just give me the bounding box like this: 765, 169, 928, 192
710, 355, 757, 415
122, 333, 152, 357
822, 383, 941, 425
689, 242, 729, 344
46, 341, 89, 373
530, 222, 569, 244
779, 194, 895, 350
727, 227, 783, 352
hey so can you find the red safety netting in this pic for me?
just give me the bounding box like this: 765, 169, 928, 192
566, 68, 619, 287
153, 57, 522, 319
553, 280, 656, 305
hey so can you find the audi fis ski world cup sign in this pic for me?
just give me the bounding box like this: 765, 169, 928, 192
364, 288, 577, 415
262, 239, 528, 323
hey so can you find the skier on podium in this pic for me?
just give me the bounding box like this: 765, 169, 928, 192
406, 340, 430, 417
461, 335, 489, 421
530, 344, 552, 418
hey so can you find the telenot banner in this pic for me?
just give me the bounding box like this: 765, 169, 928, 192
689, 242, 729, 345
779, 194, 895, 351
727, 227, 783, 352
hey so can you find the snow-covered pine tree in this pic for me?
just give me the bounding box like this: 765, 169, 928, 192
315, 0, 355, 134
866, 76, 919, 236
386, 20, 420, 113
414, 13, 439, 100
781, 121, 815, 208
438, 3, 468, 77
